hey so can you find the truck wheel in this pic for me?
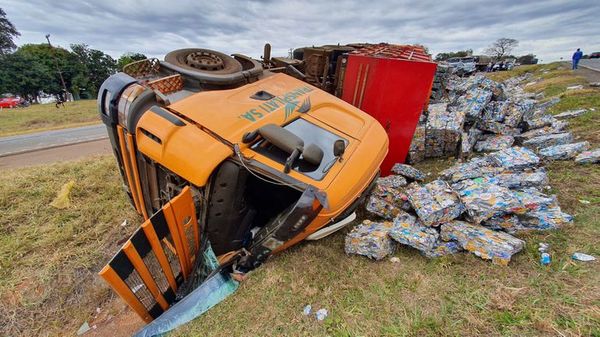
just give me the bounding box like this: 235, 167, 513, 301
164, 48, 243, 75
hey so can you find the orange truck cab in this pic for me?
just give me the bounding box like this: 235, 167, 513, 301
97, 49, 387, 330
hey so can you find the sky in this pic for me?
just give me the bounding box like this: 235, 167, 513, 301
3, 0, 600, 63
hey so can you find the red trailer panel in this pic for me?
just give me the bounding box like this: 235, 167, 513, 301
341, 44, 437, 175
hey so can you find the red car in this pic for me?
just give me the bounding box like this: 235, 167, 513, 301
0, 97, 21, 108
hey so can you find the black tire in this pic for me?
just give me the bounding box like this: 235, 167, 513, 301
164, 48, 242, 75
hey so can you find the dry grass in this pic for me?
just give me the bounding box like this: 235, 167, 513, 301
0, 157, 141, 336
0, 100, 100, 137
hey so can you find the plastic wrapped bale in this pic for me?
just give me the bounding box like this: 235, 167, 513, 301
474, 135, 515, 152
482, 101, 509, 123
365, 195, 404, 220
489, 147, 540, 170
452, 178, 524, 224
377, 175, 408, 188
524, 114, 556, 130
389, 215, 440, 253
439, 156, 504, 183
554, 109, 587, 119
517, 207, 573, 230
477, 120, 520, 136
345, 221, 396, 260
552, 119, 568, 131
460, 128, 483, 157
422, 241, 463, 258
479, 77, 505, 100
539, 141, 590, 160
522, 132, 574, 152
407, 125, 426, 164
459, 87, 493, 120
390, 163, 426, 181
506, 99, 535, 127
575, 148, 600, 164
491, 170, 549, 190
503, 104, 526, 128
425, 104, 465, 158
481, 214, 521, 233
512, 188, 556, 212
406, 180, 464, 226
536, 97, 560, 112
440, 221, 525, 265
365, 180, 409, 219
517, 126, 560, 143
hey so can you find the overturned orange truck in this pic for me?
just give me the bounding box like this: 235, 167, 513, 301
97, 48, 387, 334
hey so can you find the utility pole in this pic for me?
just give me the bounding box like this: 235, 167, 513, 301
45, 34, 69, 96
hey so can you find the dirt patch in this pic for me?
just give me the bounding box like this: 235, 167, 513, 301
84, 299, 144, 337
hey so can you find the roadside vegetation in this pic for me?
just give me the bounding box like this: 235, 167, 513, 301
1, 63, 599, 337
0, 157, 140, 336
0, 99, 99, 137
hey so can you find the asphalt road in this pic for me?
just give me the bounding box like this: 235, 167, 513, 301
0, 124, 107, 157
578, 59, 600, 72
0, 138, 112, 169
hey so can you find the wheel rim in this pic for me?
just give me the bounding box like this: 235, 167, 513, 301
185, 51, 225, 71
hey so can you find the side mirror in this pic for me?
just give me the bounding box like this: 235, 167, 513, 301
333, 140, 346, 158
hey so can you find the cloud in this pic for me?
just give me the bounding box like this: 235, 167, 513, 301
3, 0, 599, 62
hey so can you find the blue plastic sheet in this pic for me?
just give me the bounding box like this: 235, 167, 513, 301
133, 246, 239, 337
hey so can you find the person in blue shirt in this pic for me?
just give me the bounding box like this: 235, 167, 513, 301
572, 48, 583, 70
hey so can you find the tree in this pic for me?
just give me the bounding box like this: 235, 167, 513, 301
485, 38, 519, 60
70, 43, 117, 97
0, 51, 54, 100
0, 8, 20, 55
16, 43, 78, 93
117, 52, 147, 71
517, 54, 538, 65
435, 49, 473, 61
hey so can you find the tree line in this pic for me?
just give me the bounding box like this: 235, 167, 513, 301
0, 8, 146, 101
434, 38, 538, 65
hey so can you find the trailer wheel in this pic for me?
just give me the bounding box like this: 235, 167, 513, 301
164, 48, 243, 75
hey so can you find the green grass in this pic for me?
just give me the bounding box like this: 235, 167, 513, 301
1, 64, 600, 336
0, 99, 100, 137
486, 62, 591, 100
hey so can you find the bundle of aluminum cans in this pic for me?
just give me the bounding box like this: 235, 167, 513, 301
522, 132, 574, 152
575, 148, 600, 164
406, 125, 426, 164
452, 178, 525, 224
390, 163, 426, 181
539, 142, 590, 160
344, 220, 396, 260
406, 180, 464, 226
474, 135, 515, 152
440, 221, 525, 266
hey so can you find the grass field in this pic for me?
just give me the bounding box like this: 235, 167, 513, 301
1, 64, 599, 337
0, 99, 100, 137
0, 157, 141, 336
